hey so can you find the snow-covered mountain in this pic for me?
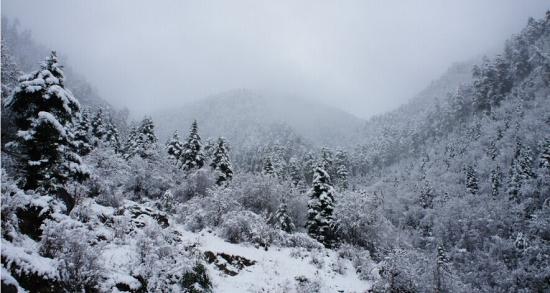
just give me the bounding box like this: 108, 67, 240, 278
153, 89, 364, 149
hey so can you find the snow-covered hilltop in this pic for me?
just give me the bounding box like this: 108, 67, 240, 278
2, 10, 550, 293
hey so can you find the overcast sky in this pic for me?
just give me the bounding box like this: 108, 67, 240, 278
2, 1, 548, 118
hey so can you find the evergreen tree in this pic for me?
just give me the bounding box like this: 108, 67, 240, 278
334, 150, 349, 190
306, 167, 337, 248
262, 157, 275, 176
273, 202, 295, 233
508, 142, 535, 198
166, 130, 184, 164
434, 244, 449, 293
180, 120, 205, 171
91, 108, 107, 145
210, 137, 233, 185
123, 117, 157, 159
490, 165, 502, 198
302, 152, 316, 184
72, 108, 92, 156
419, 181, 435, 209
288, 158, 302, 186
5, 51, 89, 194
104, 119, 121, 152
540, 138, 550, 170
465, 165, 479, 195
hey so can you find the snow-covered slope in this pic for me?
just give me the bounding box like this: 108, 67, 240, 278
177, 229, 371, 293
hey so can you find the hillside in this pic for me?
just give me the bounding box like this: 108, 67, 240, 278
153, 89, 364, 149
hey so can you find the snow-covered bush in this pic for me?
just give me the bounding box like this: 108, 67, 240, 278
40, 216, 103, 291
219, 210, 274, 248
180, 186, 242, 231
176, 167, 217, 201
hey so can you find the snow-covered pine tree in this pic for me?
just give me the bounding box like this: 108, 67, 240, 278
434, 244, 449, 293
180, 120, 205, 171
490, 165, 502, 198
73, 108, 92, 156
419, 181, 435, 208
306, 167, 337, 248
91, 108, 107, 145
5, 51, 89, 194
540, 138, 550, 170
465, 165, 479, 195
302, 152, 316, 184
508, 141, 535, 199
273, 202, 295, 233
104, 118, 121, 152
210, 137, 233, 185
122, 126, 138, 159
166, 130, 184, 164
123, 117, 158, 159
334, 150, 349, 190
288, 158, 302, 186
319, 147, 334, 176
262, 157, 275, 176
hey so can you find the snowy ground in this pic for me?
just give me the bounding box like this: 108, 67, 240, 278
176, 229, 372, 293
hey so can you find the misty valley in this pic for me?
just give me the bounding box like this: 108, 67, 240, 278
1, 4, 550, 293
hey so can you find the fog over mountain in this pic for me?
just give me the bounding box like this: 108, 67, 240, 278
2, 0, 548, 118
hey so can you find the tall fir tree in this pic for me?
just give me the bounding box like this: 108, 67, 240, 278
91, 108, 107, 145
262, 157, 275, 176
490, 165, 502, 198
72, 108, 92, 156
166, 130, 184, 164
180, 120, 205, 171
465, 165, 479, 195
334, 150, 349, 190
210, 137, 233, 185
508, 142, 535, 199
104, 119, 121, 153
540, 138, 550, 170
273, 202, 295, 233
5, 51, 89, 195
288, 158, 302, 186
306, 167, 337, 248
123, 117, 157, 159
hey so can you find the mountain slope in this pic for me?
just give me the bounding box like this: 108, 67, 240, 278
153, 89, 364, 149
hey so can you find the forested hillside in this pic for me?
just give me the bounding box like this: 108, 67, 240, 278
1, 12, 549, 293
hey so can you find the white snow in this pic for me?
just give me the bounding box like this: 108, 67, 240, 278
176, 228, 371, 293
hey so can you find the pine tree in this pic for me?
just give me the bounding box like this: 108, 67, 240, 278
273, 202, 295, 233
490, 165, 502, 198
302, 152, 316, 184
72, 108, 92, 156
306, 167, 337, 248
508, 142, 535, 198
465, 165, 479, 195
210, 137, 233, 185
434, 244, 449, 293
288, 159, 302, 186
334, 150, 349, 190
419, 181, 435, 208
180, 120, 205, 171
540, 138, 550, 170
166, 130, 184, 163
123, 117, 157, 159
5, 51, 89, 194
262, 157, 275, 176
104, 119, 121, 152
91, 108, 107, 145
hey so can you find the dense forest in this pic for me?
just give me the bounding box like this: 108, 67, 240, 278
1, 11, 550, 293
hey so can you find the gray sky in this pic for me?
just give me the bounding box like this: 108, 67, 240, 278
2, 0, 548, 118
